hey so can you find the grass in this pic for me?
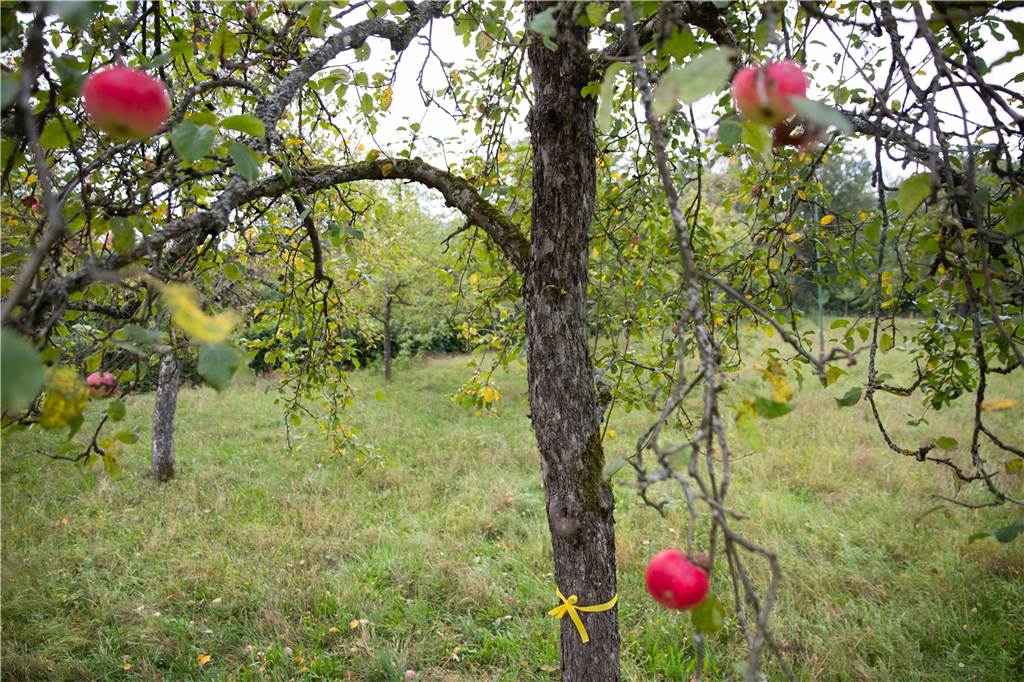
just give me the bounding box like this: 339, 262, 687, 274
2, 321, 1023, 681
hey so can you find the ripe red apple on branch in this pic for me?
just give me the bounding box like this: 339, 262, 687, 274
82, 66, 170, 140
645, 548, 710, 610
86, 371, 119, 399
731, 60, 808, 126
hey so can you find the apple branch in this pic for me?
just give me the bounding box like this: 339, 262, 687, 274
21, 158, 525, 320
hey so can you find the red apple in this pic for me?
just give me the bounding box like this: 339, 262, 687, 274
86, 371, 119, 399
82, 66, 171, 139
31, 200, 44, 214
645, 548, 709, 610
245, 5, 258, 16
732, 61, 808, 126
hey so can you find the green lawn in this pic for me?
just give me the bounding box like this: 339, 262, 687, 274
2, 327, 1023, 681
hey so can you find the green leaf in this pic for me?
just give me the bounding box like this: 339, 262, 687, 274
307, 2, 326, 36
741, 120, 772, 159
141, 51, 174, 70
935, 436, 958, 451
897, 172, 932, 216
690, 594, 725, 633
39, 118, 81, 149
596, 62, 627, 134
825, 365, 846, 387
586, 2, 608, 26
223, 261, 243, 281
717, 116, 742, 147
529, 7, 558, 38
1001, 194, 1024, 235
602, 456, 627, 481
753, 396, 793, 419
834, 386, 862, 407
662, 26, 696, 61
54, 0, 102, 29
53, 56, 85, 98
652, 47, 736, 116
197, 343, 244, 391
0, 71, 20, 109
220, 114, 266, 138
209, 24, 240, 59
1, 328, 44, 412
170, 121, 216, 162
354, 43, 371, 61
993, 520, 1024, 543
360, 92, 373, 116
114, 430, 138, 444
790, 97, 854, 133
109, 217, 135, 256
230, 141, 262, 181
107, 399, 126, 422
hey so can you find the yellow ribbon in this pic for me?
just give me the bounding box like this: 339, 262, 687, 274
547, 588, 618, 644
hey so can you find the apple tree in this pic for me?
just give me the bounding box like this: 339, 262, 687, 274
1, 2, 1022, 681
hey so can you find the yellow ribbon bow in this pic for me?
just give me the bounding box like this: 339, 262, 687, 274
547, 588, 618, 644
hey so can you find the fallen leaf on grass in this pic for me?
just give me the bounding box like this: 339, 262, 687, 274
981, 399, 1017, 411
197, 654, 212, 667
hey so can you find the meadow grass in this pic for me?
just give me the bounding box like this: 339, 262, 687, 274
2, 321, 1022, 681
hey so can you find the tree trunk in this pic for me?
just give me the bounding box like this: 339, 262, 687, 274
525, 4, 619, 680
151, 351, 181, 483
383, 293, 393, 382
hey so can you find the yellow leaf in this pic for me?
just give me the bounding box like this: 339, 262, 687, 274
820, 214, 835, 226
981, 399, 1017, 411
769, 375, 792, 403
605, 428, 617, 440
162, 283, 239, 344
381, 162, 394, 177
787, 232, 803, 243
349, 619, 359, 630
197, 654, 212, 667
39, 368, 89, 430
380, 86, 393, 111
858, 211, 867, 221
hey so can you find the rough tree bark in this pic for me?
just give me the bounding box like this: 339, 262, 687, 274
383, 292, 394, 383
525, 3, 619, 680
151, 351, 182, 483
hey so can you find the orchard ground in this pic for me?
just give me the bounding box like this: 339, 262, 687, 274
2, 322, 1022, 681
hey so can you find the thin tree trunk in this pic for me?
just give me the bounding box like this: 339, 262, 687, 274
151, 351, 181, 483
525, 4, 619, 680
383, 294, 393, 382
